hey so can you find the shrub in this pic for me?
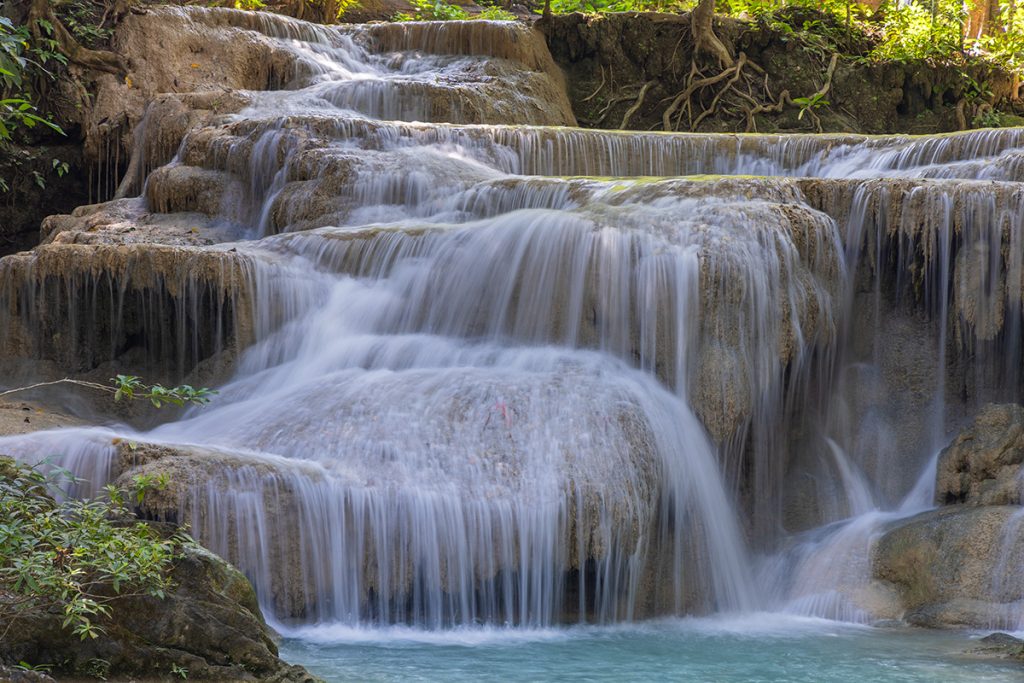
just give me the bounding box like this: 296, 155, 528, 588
0, 459, 185, 641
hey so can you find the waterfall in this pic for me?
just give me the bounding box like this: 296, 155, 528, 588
2, 8, 1024, 631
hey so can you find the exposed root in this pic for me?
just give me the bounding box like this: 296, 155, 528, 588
608, 28, 839, 135
658, 51, 840, 134
669, 26, 691, 78
620, 80, 655, 129
663, 57, 745, 132
582, 65, 607, 103
744, 90, 792, 132
591, 81, 650, 127
815, 53, 840, 103
29, 0, 124, 74
690, 53, 747, 131
787, 53, 839, 133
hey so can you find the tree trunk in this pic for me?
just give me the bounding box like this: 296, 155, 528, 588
322, 0, 340, 23
691, 0, 734, 69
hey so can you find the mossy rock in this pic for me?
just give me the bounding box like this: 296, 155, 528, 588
1, 535, 321, 682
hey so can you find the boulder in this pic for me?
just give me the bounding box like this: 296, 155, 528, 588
872, 505, 1024, 628
970, 632, 1024, 663
935, 404, 1024, 506
981, 632, 1024, 646
1, 538, 321, 682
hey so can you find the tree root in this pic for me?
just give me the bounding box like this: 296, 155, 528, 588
29, 0, 124, 74
743, 90, 792, 132
663, 56, 747, 132
607, 13, 840, 137
581, 66, 607, 103
690, 53, 747, 131
815, 53, 839, 104
620, 80, 655, 129
656, 51, 840, 134
591, 81, 649, 127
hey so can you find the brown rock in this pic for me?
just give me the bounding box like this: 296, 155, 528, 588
935, 404, 1024, 506
1, 541, 321, 681
872, 505, 1024, 628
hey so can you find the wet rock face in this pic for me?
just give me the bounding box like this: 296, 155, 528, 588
935, 404, 1024, 506
872, 505, 1024, 628
0, 240, 254, 379
1, 537, 319, 682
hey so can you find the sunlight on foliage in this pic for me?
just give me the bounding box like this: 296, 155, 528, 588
395, 0, 470, 20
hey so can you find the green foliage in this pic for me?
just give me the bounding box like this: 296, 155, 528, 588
976, 5, 1024, 72
0, 17, 29, 91
0, 459, 183, 641
111, 375, 217, 408
793, 91, 829, 119
0, 17, 64, 134
85, 658, 111, 681
393, 1, 519, 21
525, 0, 1023, 79
0, 374, 214, 644
0, 98, 62, 143
396, 0, 471, 20
127, 472, 171, 507
58, 0, 114, 48
0, 376, 219, 410
0, 16, 66, 193
171, 662, 190, 679
544, 0, 685, 13
973, 106, 1006, 128
478, 5, 518, 20
871, 0, 963, 62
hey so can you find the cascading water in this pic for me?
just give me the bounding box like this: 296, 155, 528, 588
2, 7, 1024, 647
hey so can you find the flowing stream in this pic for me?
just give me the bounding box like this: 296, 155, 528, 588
2, 8, 1024, 679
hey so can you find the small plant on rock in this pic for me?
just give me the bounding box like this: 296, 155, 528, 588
0, 374, 214, 644
0, 458, 186, 641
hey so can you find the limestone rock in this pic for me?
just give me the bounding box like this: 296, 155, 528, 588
0, 402, 83, 437
0, 666, 56, 683
0, 240, 257, 378
981, 632, 1024, 646
1, 540, 320, 681
935, 404, 1024, 506
872, 505, 1024, 628
970, 632, 1024, 663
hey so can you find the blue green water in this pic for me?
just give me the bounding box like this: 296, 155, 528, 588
279, 615, 1023, 682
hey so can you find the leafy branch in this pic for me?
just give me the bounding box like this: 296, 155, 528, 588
0, 375, 217, 409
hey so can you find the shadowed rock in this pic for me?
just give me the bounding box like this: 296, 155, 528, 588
935, 404, 1024, 506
